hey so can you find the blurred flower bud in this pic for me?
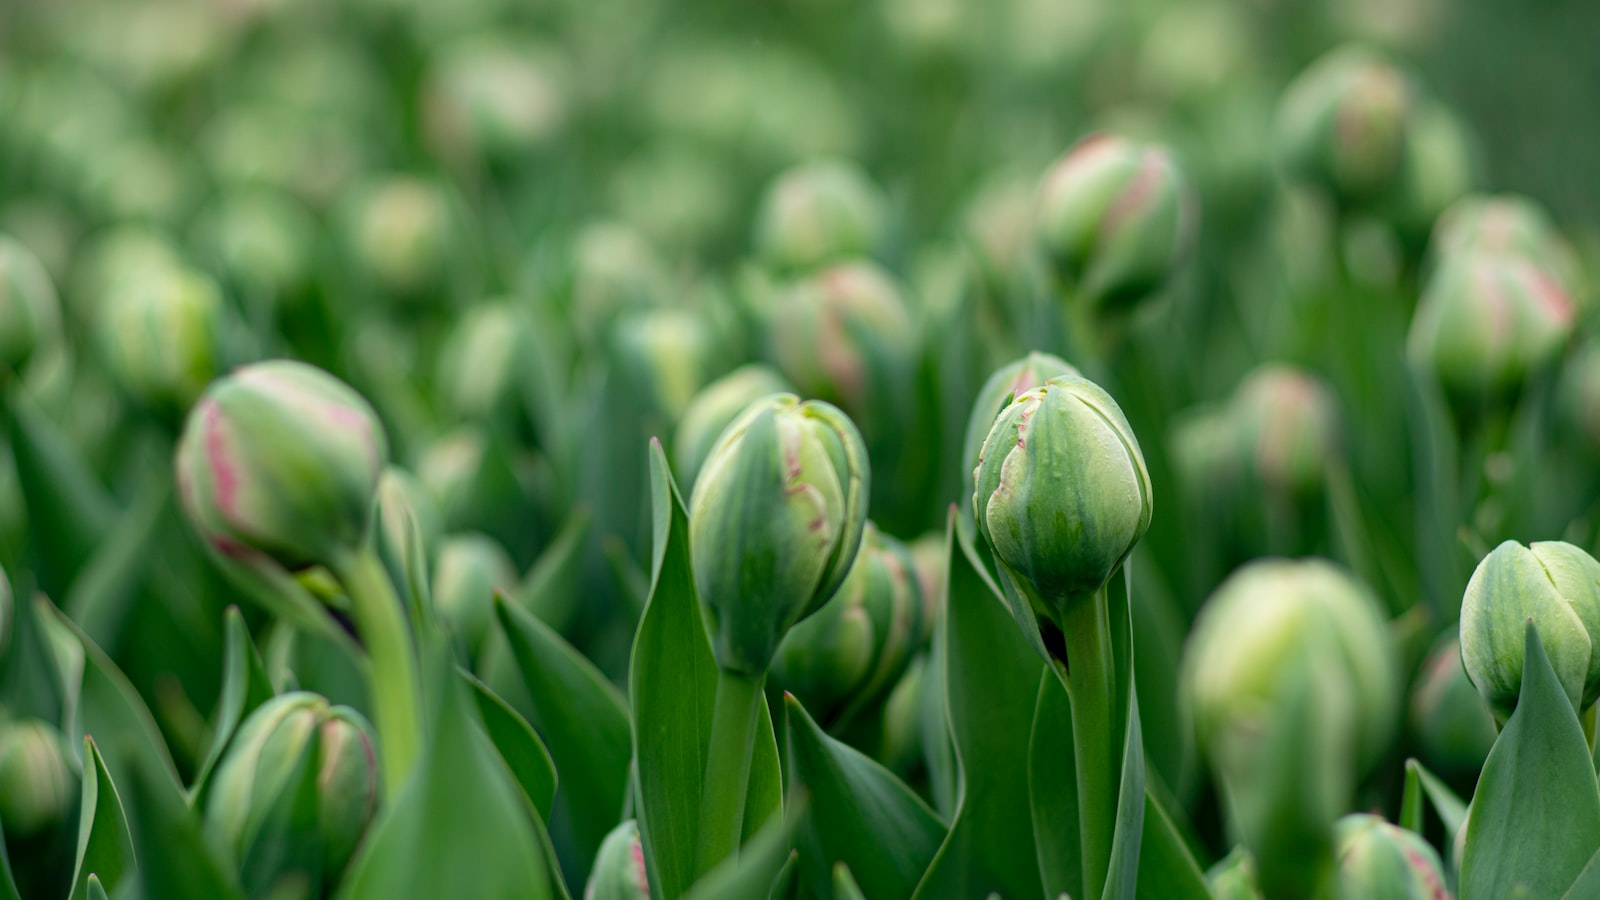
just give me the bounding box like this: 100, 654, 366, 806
879, 654, 929, 777
0, 235, 62, 380
422, 36, 566, 168
433, 533, 518, 658
1560, 340, 1600, 452
96, 265, 232, 417
1206, 848, 1263, 900
435, 301, 537, 427
673, 364, 791, 492
0, 719, 75, 838
569, 223, 670, 348
201, 106, 365, 208
342, 176, 454, 300
609, 142, 736, 255
191, 188, 318, 301
1275, 47, 1415, 205
960, 352, 1082, 496
1408, 253, 1576, 421
754, 158, 888, 272
585, 820, 649, 900
611, 307, 719, 425
1385, 99, 1477, 240
176, 360, 388, 571
1229, 365, 1340, 498
375, 466, 444, 591
1431, 193, 1584, 295
1328, 813, 1449, 899
1409, 632, 1497, 779
1034, 134, 1197, 309
689, 394, 870, 676
68, 226, 184, 318
206, 692, 379, 883
1460, 540, 1600, 719
960, 172, 1037, 287
79, 138, 197, 227
973, 375, 1152, 649
904, 531, 947, 643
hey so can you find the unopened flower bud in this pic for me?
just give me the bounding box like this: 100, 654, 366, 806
433, 533, 519, 658
1275, 47, 1415, 205
569, 223, 670, 348
961, 352, 1082, 495
435, 301, 537, 427
97, 264, 231, 416
1206, 848, 1263, 900
1034, 134, 1197, 308
0, 236, 61, 380
0, 719, 75, 838
1409, 633, 1497, 779
960, 172, 1036, 287
343, 176, 454, 300
673, 364, 792, 492
422, 37, 566, 168
1328, 813, 1449, 900
611, 307, 719, 425
1460, 540, 1600, 719
755, 159, 888, 272
689, 394, 870, 676
585, 820, 649, 900
176, 360, 388, 571
1430, 193, 1584, 295
191, 188, 317, 300
1229, 365, 1340, 497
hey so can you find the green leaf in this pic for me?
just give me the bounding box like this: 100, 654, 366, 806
682, 802, 803, 900
1030, 669, 1082, 900
190, 608, 276, 806
785, 693, 946, 900
1462, 622, 1600, 898
0, 819, 19, 900
494, 597, 631, 881
1409, 759, 1468, 840
911, 513, 1044, 900
85, 875, 108, 900
68, 737, 135, 900
516, 507, 592, 634
1566, 847, 1600, 899
1102, 566, 1146, 900
1400, 760, 1425, 834
1133, 786, 1209, 900
0, 568, 66, 725
123, 748, 245, 900
64, 478, 169, 651
833, 864, 867, 900
9, 390, 115, 598
465, 670, 559, 821
239, 729, 326, 899
339, 645, 555, 900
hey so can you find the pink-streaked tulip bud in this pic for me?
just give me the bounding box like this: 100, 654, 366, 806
1229, 365, 1340, 498
422, 37, 567, 169
585, 820, 650, 900
1408, 253, 1576, 420
961, 352, 1083, 495
343, 176, 454, 300
1034, 134, 1197, 309
1430, 193, 1584, 295
1275, 47, 1415, 205
96, 264, 232, 416
176, 360, 388, 571
673, 364, 793, 492
689, 394, 870, 676
0, 719, 75, 839
1328, 813, 1449, 900
0, 235, 62, 381
755, 158, 888, 273
433, 533, 518, 658
1409, 633, 1497, 779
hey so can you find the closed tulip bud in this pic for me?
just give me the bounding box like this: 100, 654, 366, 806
569, 223, 670, 348
435, 301, 535, 426
1460, 540, 1600, 720
0, 719, 75, 838
905, 532, 947, 644
673, 364, 792, 492
68, 226, 184, 319
0, 236, 61, 380
879, 655, 929, 777
1034, 134, 1197, 309
1430, 194, 1584, 295
97, 265, 231, 416
343, 176, 453, 299
961, 352, 1082, 496
585, 820, 649, 900
374, 466, 443, 591
689, 394, 870, 676
1206, 848, 1263, 900
433, 533, 518, 657
206, 692, 379, 882
1409, 633, 1497, 779
176, 360, 388, 571
972, 374, 1152, 649
843, 524, 926, 705
1385, 99, 1477, 239
1328, 813, 1449, 900
1408, 253, 1576, 420
960, 173, 1037, 286
191, 188, 317, 300
1275, 47, 1415, 205
1229, 365, 1340, 497
755, 159, 887, 272
422, 37, 566, 168
771, 575, 875, 721
612, 307, 719, 424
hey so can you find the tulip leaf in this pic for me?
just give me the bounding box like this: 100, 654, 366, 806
0, 568, 67, 726
1030, 668, 1083, 900
494, 596, 631, 882
1462, 622, 1600, 898
1400, 760, 1425, 834
1567, 846, 1600, 899
239, 728, 326, 899
339, 645, 555, 900
8, 389, 115, 598
64, 477, 169, 651
465, 670, 559, 822
682, 802, 802, 900
910, 513, 1043, 900
68, 737, 135, 900
191, 608, 276, 806
1409, 759, 1467, 840
833, 864, 867, 900
785, 693, 946, 900
123, 748, 245, 900
516, 507, 592, 633
1133, 785, 1209, 900
85, 875, 108, 900
0, 821, 17, 900
1102, 565, 1146, 900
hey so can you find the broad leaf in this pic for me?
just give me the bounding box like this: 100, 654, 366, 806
466, 671, 559, 821
682, 803, 803, 900
64, 478, 169, 651
1030, 669, 1082, 900
190, 608, 275, 806
123, 750, 245, 900
68, 737, 135, 900
1133, 787, 1209, 900
9, 390, 115, 598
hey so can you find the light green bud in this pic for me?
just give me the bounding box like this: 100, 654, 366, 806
97, 265, 231, 416
1430, 194, 1582, 293
1326, 813, 1449, 900
435, 301, 538, 426
0, 719, 76, 838
1207, 847, 1263, 900
433, 533, 518, 658
1229, 365, 1340, 497
176, 360, 388, 571
961, 352, 1082, 497
673, 364, 792, 492
569, 223, 669, 348
1460, 540, 1600, 719
422, 37, 566, 167
1408, 633, 1497, 780
191, 187, 317, 299
755, 158, 887, 272
0, 235, 61, 380
689, 394, 870, 676
1275, 46, 1415, 205
343, 176, 454, 299
585, 820, 649, 900
611, 307, 719, 425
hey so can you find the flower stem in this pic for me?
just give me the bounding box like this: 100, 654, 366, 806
1056, 583, 1117, 900
695, 668, 765, 877
333, 545, 423, 797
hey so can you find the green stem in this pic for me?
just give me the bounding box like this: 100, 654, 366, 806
695, 668, 765, 877
1055, 584, 1117, 900
332, 546, 423, 797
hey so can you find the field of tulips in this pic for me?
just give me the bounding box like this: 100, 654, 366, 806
4, 0, 1600, 897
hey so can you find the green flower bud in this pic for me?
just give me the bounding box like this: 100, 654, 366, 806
0, 235, 62, 380
191, 188, 317, 299
374, 466, 444, 596
569, 223, 670, 348
673, 364, 792, 492
1408, 633, 1497, 779
1430, 193, 1584, 295
0, 197, 81, 283
1460, 540, 1600, 719
422, 37, 566, 168
1327, 813, 1449, 900
176, 360, 388, 571
202, 105, 365, 208
879, 654, 929, 778
842, 524, 926, 704
1559, 340, 1600, 452
435, 301, 537, 426
206, 692, 379, 882
1229, 365, 1340, 497
904, 532, 947, 643
433, 533, 518, 658
0, 719, 75, 838
754, 158, 887, 272
1384, 99, 1478, 239
68, 226, 184, 319
972, 375, 1152, 646
689, 394, 870, 676
1409, 253, 1576, 421
584, 820, 649, 900
1206, 848, 1263, 900
96, 265, 231, 416
960, 352, 1082, 496
343, 176, 454, 299
1034, 134, 1197, 309
609, 142, 736, 255
1274, 47, 1415, 205
960, 172, 1037, 287
611, 307, 719, 425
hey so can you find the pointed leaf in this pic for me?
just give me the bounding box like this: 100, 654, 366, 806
833, 864, 867, 900
0, 568, 66, 725
68, 737, 135, 900
191, 608, 276, 805
1030, 669, 1082, 900
1400, 761, 1425, 834
64, 478, 170, 651
466, 670, 559, 821
9, 390, 115, 598
1410, 759, 1468, 840
1133, 787, 1209, 900
86, 875, 109, 900
516, 508, 592, 633
1102, 566, 1146, 900
123, 750, 245, 900
683, 802, 803, 900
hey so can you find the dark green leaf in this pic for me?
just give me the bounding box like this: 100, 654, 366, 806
466, 670, 559, 821
123, 748, 245, 900
239, 729, 325, 899
9, 390, 115, 598
191, 608, 276, 805
682, 802, 803, 900
1408, 758, 1467, 840
1400, 761, 1424, 834
64, 478, 169, 651
1566, 847, 1600, 899
0, 567, 66, 725
516, 508, 592, 634
1102, 566, 1146, 900
1030, 669, 1082, 900
68, 737, 135, 900
833, 864, 867, 900
1133, 786, 1209, 900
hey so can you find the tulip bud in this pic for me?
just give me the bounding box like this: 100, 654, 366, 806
0, 236, 61, 382
1460, 540, 1600, 720
435, 301, 537, 427
206, 692, 379, 883
1206, 848, 1263, 900
374, 466, 443, 594
585, 820, 649, 900
1328, 813, 1449, 899
879, 655, 929, 777
176, 360, 388, 571
1274, 47, 1415, 205
960, 172, 1036, 287
904, 532, 947, 643
96, 264, 232, 416
1409, 633, 1497, 779
972, 375, 1152, 649
1408, 253, 1576, 420
1430, 193, 1584, 295
68, 226, 184, 319
191, 188, 317, 300
1034, 134, 1197, 309
611, 307, 719, 425
422, 37, 566, 168
0, 719, 75, 838
960, 352, 1082, 496
689, 394, 870, 676
754, 158, 887, 272
673, 364, 792, 492
569, 223, 670, 348
842, 524, 926, 704
1229, 365, 1340, 498
342, 176, 453, 300
1560, 340, 1600, 452
433, 533, 518, 658
1384, 99, 1477, 239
